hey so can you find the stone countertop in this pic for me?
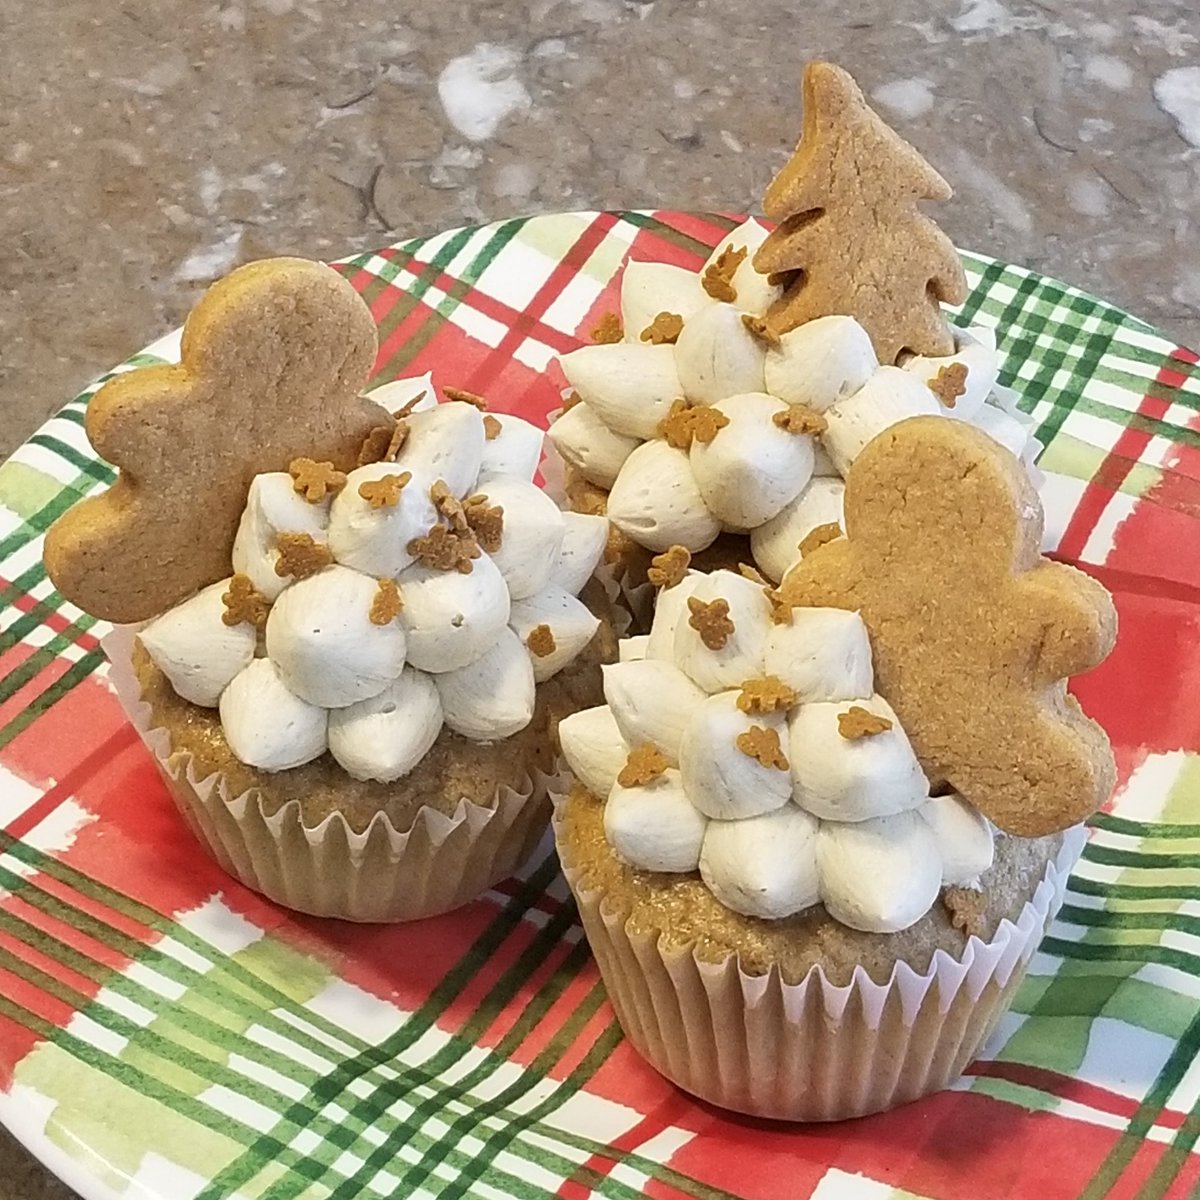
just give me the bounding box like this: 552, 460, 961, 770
1, 0, 1198, 1193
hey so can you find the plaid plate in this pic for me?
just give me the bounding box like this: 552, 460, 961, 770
1, 211, 1200, 1200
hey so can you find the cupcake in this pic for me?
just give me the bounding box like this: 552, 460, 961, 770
546, 65, 1042, 607
552, 63, 1118, 1122
44, 256, 615, 922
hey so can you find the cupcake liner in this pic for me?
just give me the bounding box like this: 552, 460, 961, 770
552, 789, 1085, 1122
105, 626, 559, 923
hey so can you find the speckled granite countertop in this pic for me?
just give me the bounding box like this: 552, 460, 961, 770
2, 0, 1199, 1193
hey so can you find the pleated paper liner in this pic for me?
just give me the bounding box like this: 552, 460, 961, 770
552, 789, 1085, 1122
104, 626, 558, 923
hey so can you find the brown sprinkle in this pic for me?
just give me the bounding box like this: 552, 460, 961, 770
590, 312, 623, 344
640, 311, 684, 345
687, 596, 735, 650
837, 706, 893, 740
647, 544, 691, 589
928, 362, 970, 408
358, 425, 394, 467
526, 623, 557, 658
444, 386, 488, 411
657, 399, 728, 449
561, 390, 583, 413
221, 573, 269, 630
275, 532, 333, 580
463, 494, 504, 553
772, 404, 828, 436
408, 524, 480, 573
765, 586, 794, 626
617, 744, 669, 788
737, 562, 768, 586
741, 313, 782, 350
798, 521, 843, 557
943, 886, 987, 938
431, 480, 470, 533
483, 413, 502, 440
369, 577, 403, 625
738, 676, 798, 714
701, 243, 747, 302
736, 725, 789, 771
384, 419, 410, 461
392, 391, 427, 418
288, 458, 347, 503
359, 472, 411, 509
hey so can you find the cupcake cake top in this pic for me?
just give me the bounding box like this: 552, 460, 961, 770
559, 418, 1116, 935
44, 258, 608, 783
548, 62, 1042, 584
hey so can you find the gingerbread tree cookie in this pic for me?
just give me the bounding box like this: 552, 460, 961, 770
753, 62, 968, 362
779, 415, 1116, 837
44, 258, 387, 623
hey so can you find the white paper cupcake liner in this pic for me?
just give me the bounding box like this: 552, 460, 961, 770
552, 787, 1084, 1122
105, 626, 558, 923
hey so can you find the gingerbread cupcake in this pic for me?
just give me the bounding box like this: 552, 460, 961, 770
45, 257, 614, 922
555, 412, 1115, 1121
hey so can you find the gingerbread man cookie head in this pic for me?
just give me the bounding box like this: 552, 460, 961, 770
44, 258, 386, 624
753, 62, 968, 363
780, 416, 1117, 837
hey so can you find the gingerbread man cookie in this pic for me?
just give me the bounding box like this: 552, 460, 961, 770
44, 258, 386, 623
779, 416, 1116, 837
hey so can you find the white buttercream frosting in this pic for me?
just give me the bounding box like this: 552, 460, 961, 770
550, 230, 1027, 582
567, 573, 997, 934
750, 476, 845, 584
145, 382, 606, 782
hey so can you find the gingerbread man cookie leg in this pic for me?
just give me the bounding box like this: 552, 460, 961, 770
779, 415, 1116, 837
44, 258, 387, 624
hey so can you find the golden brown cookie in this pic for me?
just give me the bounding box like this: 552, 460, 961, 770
44, 259, 386, 623
779, 416, 1116, 837
753, 62, 967, 362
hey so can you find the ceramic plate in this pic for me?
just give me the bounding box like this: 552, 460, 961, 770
2, 212, 1200, 1200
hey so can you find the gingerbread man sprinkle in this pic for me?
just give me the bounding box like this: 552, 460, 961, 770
738, 562, 768, 586
431, 480, 470, 533
275, 532, 333, 580
591, 312, 623, 344
369, 578, 404, 626
648, 544, 691, 589
526, 624, 557, 658
288, 458, 347, 503
687, 596, 735, 650
943, 886, 987, 938
640, 312, 684, 345
738, 676, 798, 714
483, 414, 502, 440
837, 706, 893, 740
765, 586, 794, 626
407, 525, 480, 573
736, 725, 789, 771
463, 494, 504, 552
657, 399, 729, 449
221, 573, 269, 630
359, 472, 411, 508
358, 425, 395, 467
617, 744, 669, 788
928, 363, 970, 408
702, 244, 746, 302
772, 404, 828, 436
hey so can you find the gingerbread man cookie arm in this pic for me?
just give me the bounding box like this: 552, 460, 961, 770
1018, 560, 1118, 684
44, 258, 386, 625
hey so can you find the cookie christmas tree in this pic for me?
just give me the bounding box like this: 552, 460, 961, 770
754, 62, 968, 362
